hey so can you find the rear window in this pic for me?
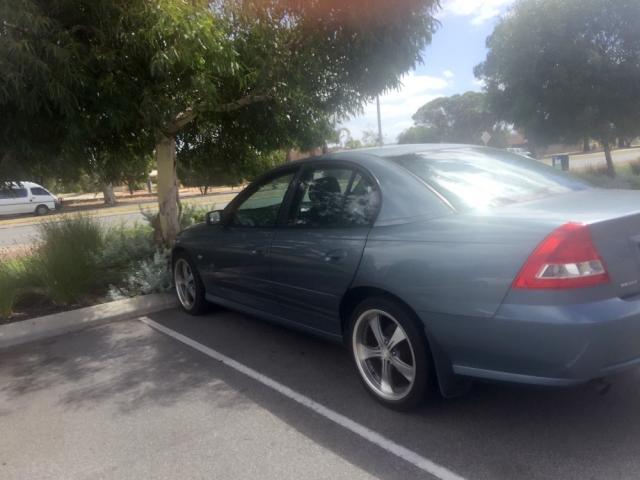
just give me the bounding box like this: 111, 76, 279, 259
0, 187, 28, 199
387, 148, 589, 210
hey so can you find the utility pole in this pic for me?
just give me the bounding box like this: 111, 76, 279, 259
376, 95, 383, 146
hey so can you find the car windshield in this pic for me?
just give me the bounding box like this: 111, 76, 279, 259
388, 148, 590, 210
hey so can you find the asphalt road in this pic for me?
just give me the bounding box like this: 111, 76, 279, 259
0, 195, 233, 248
0, 212, 146, 247
3, 307, 640, 480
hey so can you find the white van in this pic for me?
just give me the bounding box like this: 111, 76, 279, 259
0, 182, 60, 216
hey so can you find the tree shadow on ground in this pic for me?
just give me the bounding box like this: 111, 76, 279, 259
0, 320, 250, 415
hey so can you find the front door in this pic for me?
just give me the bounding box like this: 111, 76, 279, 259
271, 164, 381, 335
200, 169, 297, 312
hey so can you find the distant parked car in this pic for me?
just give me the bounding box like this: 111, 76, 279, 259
172, 144, 640, 409
0, 181, 60, 216
507, 147, 534, 158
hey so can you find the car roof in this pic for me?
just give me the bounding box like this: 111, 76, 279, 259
2, 181, 45, 189
331, 143, 471, 159
282, 143, 491, 168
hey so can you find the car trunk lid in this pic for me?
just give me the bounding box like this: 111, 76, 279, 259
492, 189, 640, 298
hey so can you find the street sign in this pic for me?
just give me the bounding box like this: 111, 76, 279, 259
481, 131, 492, 146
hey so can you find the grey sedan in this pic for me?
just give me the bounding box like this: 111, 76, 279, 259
172, 144, 640, 409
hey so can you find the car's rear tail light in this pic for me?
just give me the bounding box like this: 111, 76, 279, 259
513, 222, 609, 289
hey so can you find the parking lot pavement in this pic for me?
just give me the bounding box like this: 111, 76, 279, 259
0, 316, 425, 480
3, 309, 640, 480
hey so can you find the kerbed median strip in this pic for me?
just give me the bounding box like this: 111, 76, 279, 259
0, 294, 178, 349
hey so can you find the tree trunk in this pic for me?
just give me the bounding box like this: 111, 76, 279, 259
102, 183, 117, 206
582, 137, 591, 152
603, 140, 615, 177
155, 134, 181, 246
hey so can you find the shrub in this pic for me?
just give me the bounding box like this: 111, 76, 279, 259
0, 216, 162, 319
629, 159, 640, 176
0, 258, 32, 318
108, 249, 172, 300
32, 216, 104, 304
96, 222, 156, 284
179, 203, 211, 229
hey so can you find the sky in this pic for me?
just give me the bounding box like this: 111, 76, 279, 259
339, 0, 516, 144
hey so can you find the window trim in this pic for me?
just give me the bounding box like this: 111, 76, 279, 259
221, 166, 300, 229
278, 160, 382, 230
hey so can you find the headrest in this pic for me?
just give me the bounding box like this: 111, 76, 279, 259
308, 176, 341, 203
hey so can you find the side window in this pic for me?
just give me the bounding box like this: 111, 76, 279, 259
229, 172, 295, 227
0, 188, 28, 199
31, 187, 49, 196
288, 167, 380, 228
343, 172, 381, 226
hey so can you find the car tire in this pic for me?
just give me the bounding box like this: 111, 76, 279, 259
349, 297, 434, 410
173, 252, 208, 315
35, 204, 49, 216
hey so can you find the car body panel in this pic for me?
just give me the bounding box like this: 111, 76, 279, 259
202, 226, 278, 311
271, 227, 369, 335
353, 215, 545, 318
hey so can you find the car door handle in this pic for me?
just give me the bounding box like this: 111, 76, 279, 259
249, 246, 268, 256
324, 249, 348, 262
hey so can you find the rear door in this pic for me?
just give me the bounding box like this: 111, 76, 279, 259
271, 163, 381, 335
0, 186, 32, 215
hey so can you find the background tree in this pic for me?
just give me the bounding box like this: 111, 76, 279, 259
397, 91, 505, 145
397, 125, 440, 144
414, 91, 499, 143
475, 0, 640, 176
361, 129, 381, 147
1, 0, 440, 244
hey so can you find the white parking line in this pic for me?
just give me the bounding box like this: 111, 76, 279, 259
139, 316, 468, 480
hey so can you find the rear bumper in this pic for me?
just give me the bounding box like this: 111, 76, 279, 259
429, 295, 640, 386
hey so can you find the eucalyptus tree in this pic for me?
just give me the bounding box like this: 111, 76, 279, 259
475, 0, 640, 176
1, 0, 440, 244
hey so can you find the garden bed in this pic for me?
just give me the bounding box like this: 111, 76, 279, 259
0, 214, 187, 325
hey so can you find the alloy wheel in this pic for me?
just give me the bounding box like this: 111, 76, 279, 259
174, 258, 197, 310
352, 309, 416, 401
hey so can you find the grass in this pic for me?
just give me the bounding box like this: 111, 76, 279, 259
34, 216, 104, 304
0, 257, 39, 318
573, 159, 640, 190
0, 215, 164, 320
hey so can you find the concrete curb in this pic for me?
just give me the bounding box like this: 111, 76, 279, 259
0, 293, 178, 349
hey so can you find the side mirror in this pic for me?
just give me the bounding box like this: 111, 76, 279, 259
205, 210, 222, 226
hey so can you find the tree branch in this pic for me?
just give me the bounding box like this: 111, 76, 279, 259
212, 94, 271, 113
163, 108, 198, 137
162, 94, 271, 137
